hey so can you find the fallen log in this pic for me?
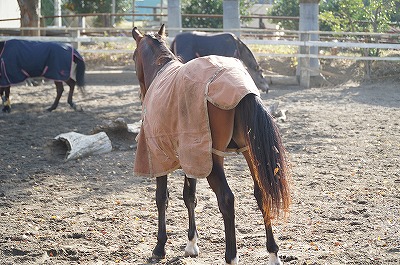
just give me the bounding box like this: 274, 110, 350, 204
46, 132, 112, 161
265, 75, 299, 86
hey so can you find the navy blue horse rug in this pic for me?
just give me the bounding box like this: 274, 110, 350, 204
0, 39, 83, 86
0, 39, 85, 112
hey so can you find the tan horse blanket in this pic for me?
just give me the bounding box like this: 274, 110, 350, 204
134, 55, 260, 178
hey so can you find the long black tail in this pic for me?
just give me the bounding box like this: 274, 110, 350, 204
236, 94, 291, 219
74, 55, 85, 89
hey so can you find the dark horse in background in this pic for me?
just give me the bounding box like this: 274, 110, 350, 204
132, 25, 290, 265
170, 31, 269, 92
0, 39, 85, 113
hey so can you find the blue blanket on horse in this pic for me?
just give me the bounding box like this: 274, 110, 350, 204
0, 39, 83, 87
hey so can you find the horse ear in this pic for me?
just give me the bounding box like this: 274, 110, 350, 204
158, 24, 166, 37
132, 27, 143, 41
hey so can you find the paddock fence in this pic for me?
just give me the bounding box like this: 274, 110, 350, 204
1, 25, 399, 88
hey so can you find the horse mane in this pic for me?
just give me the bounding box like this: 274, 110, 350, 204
235, 37, 261, 72
146, 32, 178, 65
0, 41, 4, 55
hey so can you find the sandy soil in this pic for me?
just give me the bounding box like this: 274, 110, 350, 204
0, 62, 399, 265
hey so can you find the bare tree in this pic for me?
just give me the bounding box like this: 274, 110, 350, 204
17, 0, 40, 36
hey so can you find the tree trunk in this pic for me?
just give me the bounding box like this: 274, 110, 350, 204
17, 0, 40, 36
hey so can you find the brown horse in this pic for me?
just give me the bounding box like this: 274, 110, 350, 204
132, 25, 290, 265
0, 40, 85, 113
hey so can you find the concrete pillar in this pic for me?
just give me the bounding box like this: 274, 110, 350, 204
54, 0, 62, 27
223, 0, 240, 37
167, 0, 181, 37
297, 0, 321, 87
111, 0, 116, 26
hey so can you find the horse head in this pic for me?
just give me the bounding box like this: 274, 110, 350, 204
248, 65, 269, 93
132, 24, 176, 101
235, 38, 270, 93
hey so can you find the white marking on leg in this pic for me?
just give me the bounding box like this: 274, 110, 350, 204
268, 252, 282, 265
184, 233, 199, 257
226, 256, 239, 265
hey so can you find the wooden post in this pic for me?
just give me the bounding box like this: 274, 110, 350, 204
223, 0, 240, 37
167, 0, 181, 37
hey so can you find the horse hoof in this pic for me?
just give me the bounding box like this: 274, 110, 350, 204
268, 253, 282, 265
2, 106, 11, 113
227, 256, 239, 265
184, 246, 199, 257
184, 235, 199, 257
151, 253, 166, 260
152, 246, 166, 260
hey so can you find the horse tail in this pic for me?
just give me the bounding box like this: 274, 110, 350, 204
236, 94, 291, 220
74, 53, 86, 89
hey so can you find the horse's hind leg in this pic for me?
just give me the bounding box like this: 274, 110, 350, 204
65, 78, 78, 110
183, 176, 199, 257
242, 150, 281, 265
1, 86, 11, 113
207, 163, 237, 264
254, 184, 281, 265
232, 114, 282, 265
153, 175, 169, 259
47, 81, 64, 111
206, 102, 238, 264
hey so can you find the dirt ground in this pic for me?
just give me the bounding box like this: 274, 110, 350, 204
0, 58, 399, 265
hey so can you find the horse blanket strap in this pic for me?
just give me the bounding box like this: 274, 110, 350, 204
212, 146, 249, 157
134, 55, 260, 178
0, 39, 83, 86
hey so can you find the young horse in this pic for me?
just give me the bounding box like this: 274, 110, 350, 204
170, 31, 269, 93
0, 40, 85, 113
132, 25, 290, 265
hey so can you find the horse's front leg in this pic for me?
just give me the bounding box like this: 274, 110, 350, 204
47, 81, 64, 111
183, 175, 199, 257
207, 163, 238, 265
1, 86, 11, 113
153, 175, 169, 259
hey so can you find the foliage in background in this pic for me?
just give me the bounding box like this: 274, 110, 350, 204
319, 0, 398, 33
268, 0, 398, 33
41, 0, 131, 27
267, 0, 299, 30
181, 0, 254, 28
41, 0, 55, 26
181, 0, 223, 28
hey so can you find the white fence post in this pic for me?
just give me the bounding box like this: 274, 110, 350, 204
167, 0, 181, 37
297, 0, 320, 86
223, 0, 240, 37
299, 32, 311, 88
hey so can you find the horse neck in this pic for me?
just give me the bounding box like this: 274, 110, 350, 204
144, 58, 172, 90
237, 40, 260, 72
